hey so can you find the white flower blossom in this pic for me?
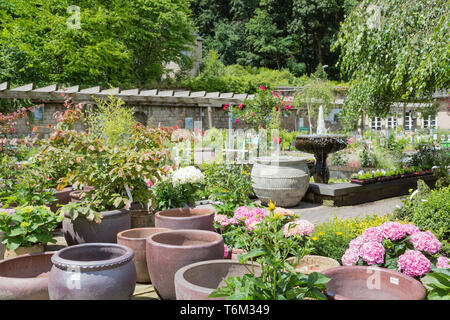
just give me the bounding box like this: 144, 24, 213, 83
171, 166, 204, 187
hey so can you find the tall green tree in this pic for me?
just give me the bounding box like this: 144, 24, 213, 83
0, 0, 195, 87
333, 0, 450, 126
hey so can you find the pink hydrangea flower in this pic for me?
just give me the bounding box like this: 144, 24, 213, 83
250, 207, 265, 220
398, 250, 431, 277
224, 245, 230, 258
402, 223, 420, 235
437, 256, 449, 269
361, 227, 384, 243
214, 214, 238, 229
274, 207, 295, 218
342, 248, 360, 266
409, 231, 441, 254
233, 206, 251, 221
380, 221, 407, 241
282, 219, 315, 237
349, 235, 365, 251
360, 241, 385, 265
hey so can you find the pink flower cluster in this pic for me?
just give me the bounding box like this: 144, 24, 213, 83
282, 219, 315, 237
437, 256, 449, 269
342, 222, 443, 277
409, 231, 441, 254
397, 250, 431, 277
215, 206, 266, 232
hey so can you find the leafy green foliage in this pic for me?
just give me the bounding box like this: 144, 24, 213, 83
0, 0, 195, 87
0, 206, 63, 250
334, 0, 450, 125
151, 177, 203, 211
421, 268, 450, 300
199, 162, 253, 214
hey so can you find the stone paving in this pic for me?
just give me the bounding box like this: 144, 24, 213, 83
47, 195, 406, 300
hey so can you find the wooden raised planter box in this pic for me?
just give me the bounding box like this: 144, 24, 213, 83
349, 171, 433, 185
304, 174, 437, 207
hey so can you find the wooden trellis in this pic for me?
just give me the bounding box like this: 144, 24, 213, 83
0, 82, 255, 107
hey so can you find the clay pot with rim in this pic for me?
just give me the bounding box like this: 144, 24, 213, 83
48, 243, 136, 300
287, 255, 340, 274
175, 259, 261, 300
146, 229, 224, 300
0, 252, 54, 300
155, 207, 215, 231
62, 209, 131, 245
128, 202, 155, 228
117, 227, 171, 283
321, 266, 426, 300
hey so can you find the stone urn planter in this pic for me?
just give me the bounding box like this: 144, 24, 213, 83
146, 229, 224, 300
62, 209, 131, 245
251, 156, 310, 207
3, 243, 45, 260
287, 255, 340, 274
48, 243, 136, 300
155, 207, 215, 231
117, 227, 171, 283
0, 252, 54, 300
321, 266, 426, 300
175, 259, 261, 300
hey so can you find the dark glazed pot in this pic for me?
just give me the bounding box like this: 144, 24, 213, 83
49, 187, 73, 213
48, 243, 136, 300
63, 209, 131, 245
117, 227, 171, 283
321, 266, 426, 300
175, 259, 261, 300
155, 208, 215, 231
146, 229, 224, 300
0, 252, 54, 300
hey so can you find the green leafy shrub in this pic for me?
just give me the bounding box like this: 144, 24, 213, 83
421, 268, 450, 300
0, 206, 63, 250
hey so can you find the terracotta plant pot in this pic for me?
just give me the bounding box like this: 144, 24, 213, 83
0, 252, 54, 300
62, 209, 131, 245
49, 187, 73, 213
155, 208, 215, 231
117, 227, 171, 283
175, 259, 261, 300
287, 255, 340, 274
48, 243, 136, 300
321, 266, 426, 300
146, 229, 224, 300
4, 243, 45, 260
129, 208, 155, 229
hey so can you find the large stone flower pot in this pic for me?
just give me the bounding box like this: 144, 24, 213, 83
48, 243, 136, 300
155, 208, 215, 231
321, 266, 426, 300
62, 209, 131, 245
117, 227, 171, 283
251, 156, 310, 207
0, 252, 54, 300
174, 259, 261, 300
146, 229, 224, 300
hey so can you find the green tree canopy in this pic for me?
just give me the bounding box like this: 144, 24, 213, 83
333, 0, 450, 125
0, 0, 195, 87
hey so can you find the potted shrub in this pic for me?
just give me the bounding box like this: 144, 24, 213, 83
60, 125, 172, 245
0, 206, 63, 258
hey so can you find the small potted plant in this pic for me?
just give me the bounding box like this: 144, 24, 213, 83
0, 206, 63, 259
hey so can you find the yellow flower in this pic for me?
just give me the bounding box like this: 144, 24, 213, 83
336, 232, 343, 236
312, 236, 318, 241
268, 200, 276, 212
318, 232, 324, 236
